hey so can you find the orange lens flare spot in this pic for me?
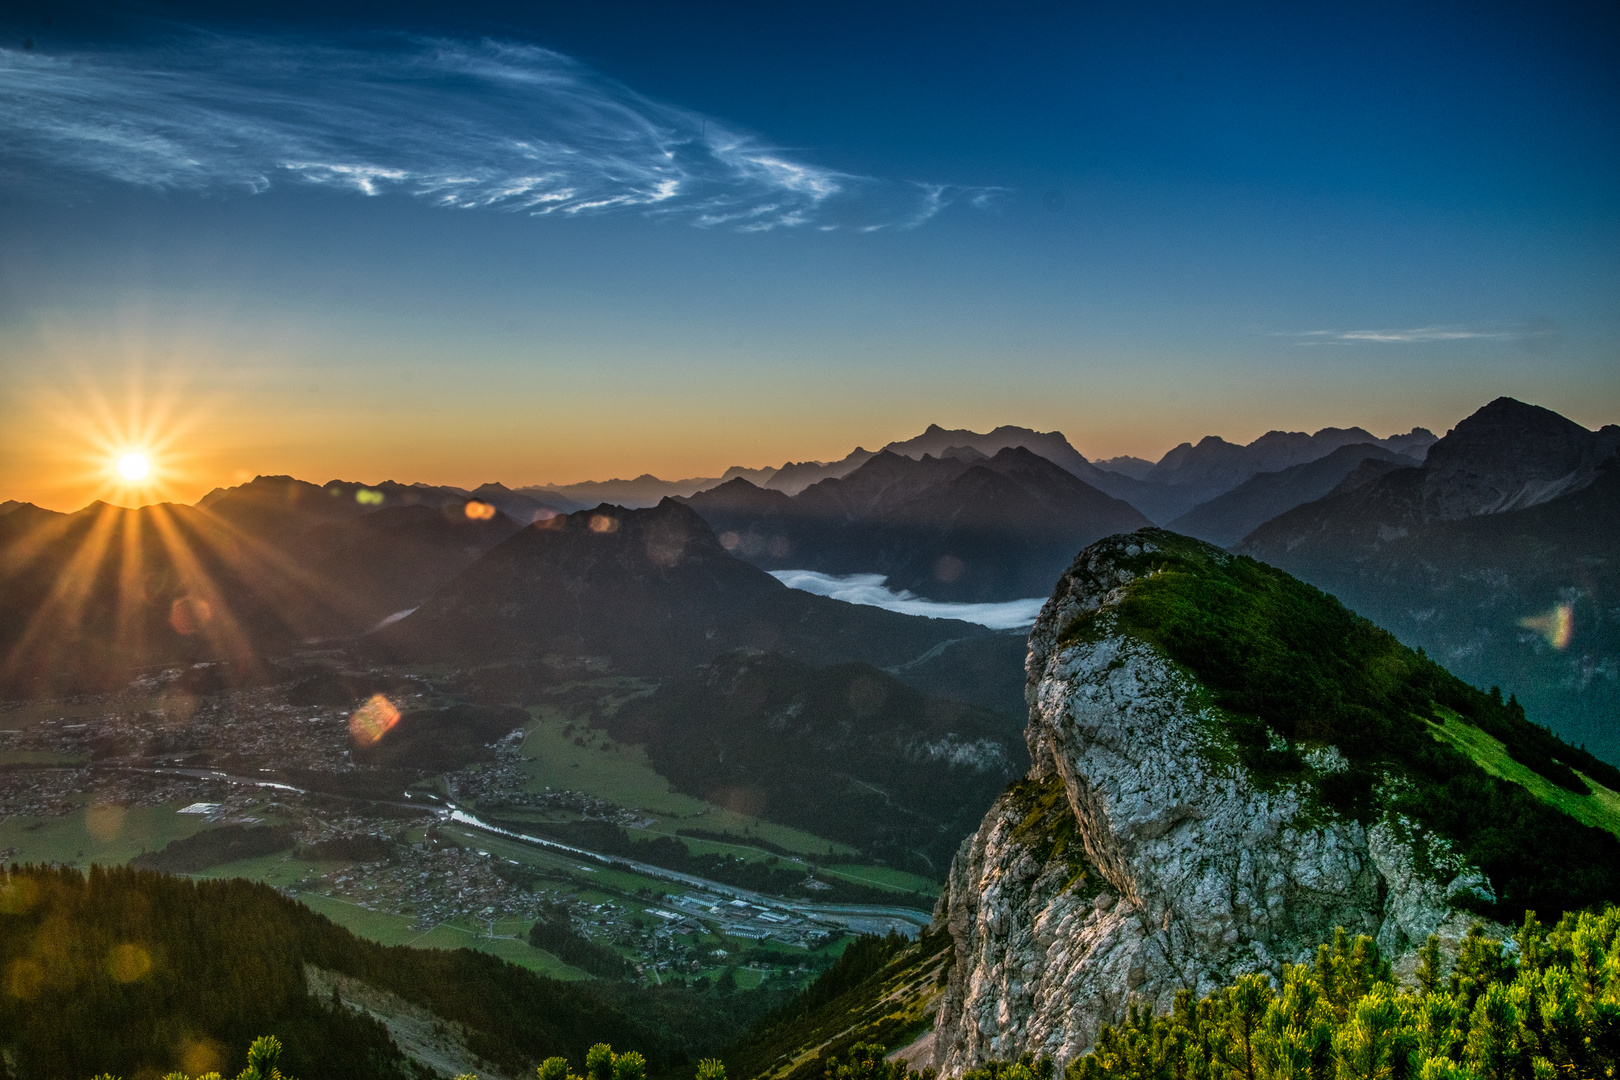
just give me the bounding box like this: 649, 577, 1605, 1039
178, 1036, 227, 1077
115, 452, 151, 481
0, 876, 40, 915
107, 943, 153, 983
6, 957, 45, 1000
589, 514, 619, 533
168, 596, 214, 636
1519, 603, 1574, 650
349, 693, 401, 747
464, 500, 496, 520
87, 802, 126, 841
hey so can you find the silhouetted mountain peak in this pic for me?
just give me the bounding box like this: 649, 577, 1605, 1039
681, 477, 794, 515
1421, 397, 1620, 519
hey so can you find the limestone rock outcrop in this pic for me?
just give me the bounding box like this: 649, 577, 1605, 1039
931, 533, 1485, 1075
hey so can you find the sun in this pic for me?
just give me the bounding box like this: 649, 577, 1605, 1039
116, 451, 152, 482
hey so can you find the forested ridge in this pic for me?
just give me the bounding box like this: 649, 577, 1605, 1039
0, 865, 784, 1080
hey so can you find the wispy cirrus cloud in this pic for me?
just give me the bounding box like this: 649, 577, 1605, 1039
0, 33, 994, 232
1282, 325, 1550, 344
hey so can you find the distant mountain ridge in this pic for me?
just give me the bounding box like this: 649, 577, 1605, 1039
1167, 442, 1421, 547
372, 498, 994, 676
0, 476, 554, 697
1141, 424, 1437, 517
683, 445, 1151, 602
727, 421, 1438, 523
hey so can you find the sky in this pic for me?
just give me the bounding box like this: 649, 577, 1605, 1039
1, 0, 1616, 510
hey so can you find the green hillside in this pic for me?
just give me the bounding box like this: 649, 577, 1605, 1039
1061, 529, 1620, 922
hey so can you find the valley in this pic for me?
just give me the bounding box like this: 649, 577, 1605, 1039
0, 662, 937, 994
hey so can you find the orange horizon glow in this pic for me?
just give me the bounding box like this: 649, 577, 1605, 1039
6, 357, 1613, 516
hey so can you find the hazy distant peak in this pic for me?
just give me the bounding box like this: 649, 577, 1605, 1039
1146, 423, 1444, 505
720, 464, 778, 485
763, 447, 878, 496
1381, 427, 1437, 457
1093, 455, 1155, 480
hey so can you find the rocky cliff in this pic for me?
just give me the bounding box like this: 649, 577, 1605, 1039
930, 530, 1620, 1075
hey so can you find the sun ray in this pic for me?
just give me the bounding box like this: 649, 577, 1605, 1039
0, 505, 123, 688
114, 505, 150, 674
145, 503, 262, 676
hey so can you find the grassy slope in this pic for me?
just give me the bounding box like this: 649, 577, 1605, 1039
1064, 529, 1620, 922
725, 931, 953, 1080
1428, 709, 1620, 839
519, 704, 860, 858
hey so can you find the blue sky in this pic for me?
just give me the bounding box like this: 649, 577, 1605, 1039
1, 0, 1616, 508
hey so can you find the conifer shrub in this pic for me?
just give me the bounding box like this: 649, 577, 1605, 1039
989, 907, 1620, 1080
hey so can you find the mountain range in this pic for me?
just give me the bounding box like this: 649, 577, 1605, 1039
683, 446, 1150, 603
1166, 441, 1422, 547
2, 401, 1610, 762
371, 498, 995, 677
506, 420, 1436, 521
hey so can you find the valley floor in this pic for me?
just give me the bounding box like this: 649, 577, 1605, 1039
0, 663, 941, 995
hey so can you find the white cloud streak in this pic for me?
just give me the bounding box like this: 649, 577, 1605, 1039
769, 569, 1043, 630
0, 34, 994, 231
1285, 326, 1542, 344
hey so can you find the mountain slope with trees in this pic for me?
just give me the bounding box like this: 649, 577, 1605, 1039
1240, 397, 1620, 762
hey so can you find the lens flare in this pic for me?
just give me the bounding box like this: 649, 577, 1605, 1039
464, 500, 496, 520
1519, 603, 1574, 650
87, 801, 126, 841
589, 514, 619, 533
349, 693, 401, 747
178, 1036, 226, 1077
106, 943, 153, 983
168, 596, 215, 636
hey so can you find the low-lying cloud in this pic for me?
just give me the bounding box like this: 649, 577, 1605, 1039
770, 569, 1043, 630
0, 34, 993, 232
